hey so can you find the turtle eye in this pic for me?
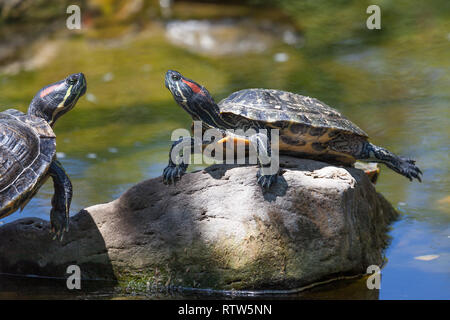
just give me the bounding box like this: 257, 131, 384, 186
171, 74, 181, 81
67, 74, 79, 85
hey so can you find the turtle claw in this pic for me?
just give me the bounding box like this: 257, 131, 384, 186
397, 158, 423, 183
163, 163, 187, 185
256, 170, 278, 189
51, 231, 63, 242
50, 209, 69, 242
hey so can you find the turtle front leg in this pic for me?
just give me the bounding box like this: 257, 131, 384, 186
248, 131, 279, 189
48, 160, 73, 241
163, 133, 225, 184
163, 137, 195, 185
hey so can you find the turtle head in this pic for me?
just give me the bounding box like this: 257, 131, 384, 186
165, 70, 219, 121
28, 73, 87, 127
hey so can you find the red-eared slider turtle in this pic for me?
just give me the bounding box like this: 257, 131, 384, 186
0, 73, 86, 240
163, 70, 422, 188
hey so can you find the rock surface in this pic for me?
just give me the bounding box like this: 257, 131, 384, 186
0, 157, 397, 292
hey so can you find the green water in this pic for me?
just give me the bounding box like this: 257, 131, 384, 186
0, 1, 449, 299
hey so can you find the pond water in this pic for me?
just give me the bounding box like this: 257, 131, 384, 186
0, 2, 448, 299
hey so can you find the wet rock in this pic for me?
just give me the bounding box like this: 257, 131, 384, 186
0, 156, 397, 292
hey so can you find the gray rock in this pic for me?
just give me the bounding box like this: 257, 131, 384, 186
0, 156, 397, 292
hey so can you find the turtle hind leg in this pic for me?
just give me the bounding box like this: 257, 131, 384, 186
48, 160, 73, 241
357, 142, 422, 182
249, 131, 279, 189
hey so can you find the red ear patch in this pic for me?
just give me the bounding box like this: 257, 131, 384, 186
40, 84, 61, 98
182, 79, 205, 96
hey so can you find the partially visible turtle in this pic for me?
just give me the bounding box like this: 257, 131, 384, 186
0, 73, 86, 240
162, 70, 422, 188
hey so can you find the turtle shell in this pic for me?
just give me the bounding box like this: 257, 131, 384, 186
218, 89, 368, 138
0, 109, 56, 219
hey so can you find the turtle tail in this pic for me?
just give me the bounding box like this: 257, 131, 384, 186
358, 142, 422, 182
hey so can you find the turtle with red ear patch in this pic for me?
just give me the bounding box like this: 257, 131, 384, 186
28, 72, 86, 127
0, 73, 87, 241
162, 70, 422, 189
